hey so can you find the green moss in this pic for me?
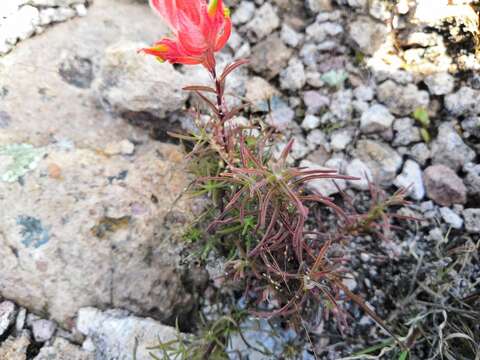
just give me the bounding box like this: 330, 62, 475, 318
0, 143, 45, 183
321, 70, 348, 88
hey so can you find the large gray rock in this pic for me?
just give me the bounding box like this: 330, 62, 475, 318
0, 0, 170, 148
94, 42, 188, 119
0, 0, 204, 329
0, 141, 200, 329
77, 307, 178, 360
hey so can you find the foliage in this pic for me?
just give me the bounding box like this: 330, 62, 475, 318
412, 107, 431, 143
141, 3, 416, 356
158, 56, 418, 358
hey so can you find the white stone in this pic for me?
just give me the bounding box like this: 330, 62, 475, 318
232, 1, 255, 25
348, 0, 367, 9
77, 307, 178, 360
29, 0, 85, 5
345, 158, 373, 190
301, 114, 321, 130
424, 72, 455, 95
246, 3, 279, 41
393, 160, 425, 200
280, 57, 306, 91
330, 129, 353, 151
1, 5, 39, 45
354, 85, 375, 101
34, 337, 93, 360
360, 104, 395, 133
281, 24, 303, 48
15, 308, 27, 334
330, 90, 353, 121
74, 4, 88, 17
463, 208, 480, 233
104, 139, 135, 156
32, 319, 57, 343
348, 16, 388, 55
440, 207, 463, 229
378, 80, 430, 116
445, 87, 480, 116
306, 0, 333, 13
306, 21, 343, 43
0, 301, 16, 337
307, 129, 328, 147
369, 0, 391, 21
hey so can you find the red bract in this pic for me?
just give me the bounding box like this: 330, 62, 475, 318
141, 0, 232, 72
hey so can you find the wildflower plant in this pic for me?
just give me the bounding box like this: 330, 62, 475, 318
141, 0, 415, 357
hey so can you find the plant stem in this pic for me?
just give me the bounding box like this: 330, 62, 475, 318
211, 68, 227, 148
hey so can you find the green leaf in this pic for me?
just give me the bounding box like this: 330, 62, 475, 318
352, 339, 394, 355
398, 350, 409, 360
420, 128, 431, 143
413, 107, 430, 127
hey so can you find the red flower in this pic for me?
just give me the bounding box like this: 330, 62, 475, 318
141, 0, 232, 72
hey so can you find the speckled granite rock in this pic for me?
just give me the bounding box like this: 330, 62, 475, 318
0, 0, 205, 329
0, 139, 203, 329
0, 331, 30, 360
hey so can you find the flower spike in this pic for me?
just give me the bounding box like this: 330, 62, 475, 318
141, 0, 232, 73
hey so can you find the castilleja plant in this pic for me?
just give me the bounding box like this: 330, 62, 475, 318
141, 0, 412, 355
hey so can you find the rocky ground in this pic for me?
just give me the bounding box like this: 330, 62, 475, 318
1, 0, 479, 359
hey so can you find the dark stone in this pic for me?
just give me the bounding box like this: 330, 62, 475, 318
58, 55, 94, 89
16, 216, 50, 249
0, 111, 11, 128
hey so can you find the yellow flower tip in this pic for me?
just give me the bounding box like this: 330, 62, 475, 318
155, 56, 165, 63
223, 7, 230, 18
152, 43, 169, 53
208, 0, 218, 17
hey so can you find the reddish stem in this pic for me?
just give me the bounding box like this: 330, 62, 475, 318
211, 68, 228, 149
